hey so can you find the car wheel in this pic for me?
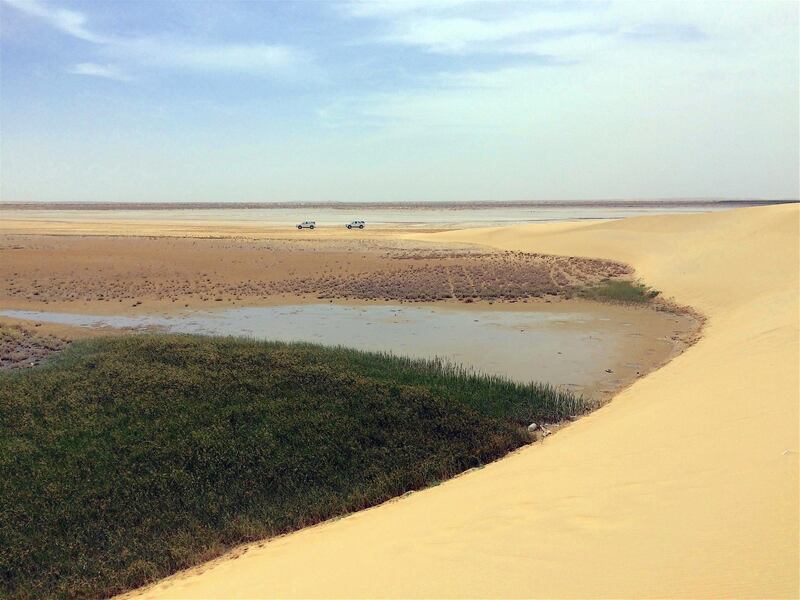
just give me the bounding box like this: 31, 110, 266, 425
297, 225, 302, 229
359, 225, 364, 229
310, 225, 315, 229
347, 225, 352, 229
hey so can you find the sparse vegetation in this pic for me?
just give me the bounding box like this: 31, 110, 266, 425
294, 252, 631, 303
579, 279, 660, 304
1, 236, 632, 307
0, 335, 589, 600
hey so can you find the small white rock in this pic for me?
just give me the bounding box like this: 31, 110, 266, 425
527, 423, 538, 433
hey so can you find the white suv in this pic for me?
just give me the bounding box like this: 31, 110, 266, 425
297, 220, 316, 229
346, 220, 365, 229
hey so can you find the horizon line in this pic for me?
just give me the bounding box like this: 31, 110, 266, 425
1, 199, 798, 211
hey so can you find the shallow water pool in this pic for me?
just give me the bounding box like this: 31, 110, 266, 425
0, 302, 691, 398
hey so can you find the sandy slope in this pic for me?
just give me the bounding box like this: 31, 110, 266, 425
129, 205, 799, 599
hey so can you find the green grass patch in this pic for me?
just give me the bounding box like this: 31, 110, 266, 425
0, 335, 589, 599
579, 279, 660, 304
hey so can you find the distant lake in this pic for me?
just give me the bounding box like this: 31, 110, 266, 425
0, 200, 789, 229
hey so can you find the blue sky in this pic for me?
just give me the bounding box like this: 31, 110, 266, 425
0, 0, 797, 203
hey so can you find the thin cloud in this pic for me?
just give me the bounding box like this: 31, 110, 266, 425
343, 0, 707, 59
622, 23, 707, 43
1, 0, 308, 75
379, 16, 614, 55
342, 0, 480, 18
67, 62, 130, 81
2, 0, 108, 42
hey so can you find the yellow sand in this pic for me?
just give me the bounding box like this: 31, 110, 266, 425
128, 205, 799, 599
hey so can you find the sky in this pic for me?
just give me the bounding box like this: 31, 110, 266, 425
0, 0, 798, 203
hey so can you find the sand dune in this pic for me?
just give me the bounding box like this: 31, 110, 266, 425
127, 205, 799, 599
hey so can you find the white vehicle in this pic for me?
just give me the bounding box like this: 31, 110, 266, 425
346, 220, 365, 229
297, 220, 316, 229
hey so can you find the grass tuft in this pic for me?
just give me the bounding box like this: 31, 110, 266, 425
579, 279, 660, 304
0, 334, 589, 599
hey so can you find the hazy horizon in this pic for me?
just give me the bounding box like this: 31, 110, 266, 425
2, 198, 798, 207
1, 0, 798, 204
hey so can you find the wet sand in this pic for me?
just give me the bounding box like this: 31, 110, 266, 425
118, 204, 798, 599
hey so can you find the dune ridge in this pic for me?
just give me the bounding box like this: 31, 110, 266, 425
127, 205, 799, 599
